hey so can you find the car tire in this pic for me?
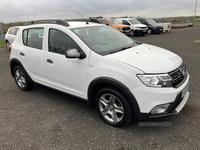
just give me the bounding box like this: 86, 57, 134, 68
96, 86, 133, 127
147, 29, 152, 34
130, 30, 135, 37
6, 41, 10, 50
13, 66, 34, 91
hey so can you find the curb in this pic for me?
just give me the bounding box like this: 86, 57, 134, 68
0, 45, 6, 48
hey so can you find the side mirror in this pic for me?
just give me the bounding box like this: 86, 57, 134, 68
106, 23, 109, 26
65, 49, 86, 59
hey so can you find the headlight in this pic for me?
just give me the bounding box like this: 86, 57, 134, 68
117, 27, 123, 29
137, 74, 173, 87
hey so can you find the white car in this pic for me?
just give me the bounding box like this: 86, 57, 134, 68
116, 18, 148, 36
9, 20, 190, 127
5, 26, 22, 50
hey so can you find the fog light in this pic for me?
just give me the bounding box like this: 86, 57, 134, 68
151, 104, 169, 114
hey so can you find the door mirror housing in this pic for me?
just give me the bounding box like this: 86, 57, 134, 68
65, 49, 86, 59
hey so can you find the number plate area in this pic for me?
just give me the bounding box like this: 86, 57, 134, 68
182, 84, 189, 98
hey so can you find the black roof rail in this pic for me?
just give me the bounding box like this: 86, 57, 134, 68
66, 18, 101, 24
89, 19, 101, 24
25, 19, 70, 27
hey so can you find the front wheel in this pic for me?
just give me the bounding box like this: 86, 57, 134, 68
147, 29, 152, 34
96, 86, 133, 127
13, 66, 34, 91
130, 30, 135, 37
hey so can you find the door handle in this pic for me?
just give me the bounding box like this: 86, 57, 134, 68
20, 52, 25, 56
47, 59, 53, 64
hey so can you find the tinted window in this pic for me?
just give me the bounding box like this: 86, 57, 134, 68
122, 20, 130, 25
23, 28, 44, 50
49, 29, 81, 55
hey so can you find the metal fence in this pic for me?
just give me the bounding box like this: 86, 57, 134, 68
0, 33, 5, 42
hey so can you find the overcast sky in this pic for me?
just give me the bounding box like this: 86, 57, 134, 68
0, 0, 199, 23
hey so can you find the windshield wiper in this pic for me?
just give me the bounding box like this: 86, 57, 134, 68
109, 42, 136, 54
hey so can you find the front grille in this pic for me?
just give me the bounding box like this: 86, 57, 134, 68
168, 64, 187, 88
122, 27, 130, 30
139, 27, 146, 29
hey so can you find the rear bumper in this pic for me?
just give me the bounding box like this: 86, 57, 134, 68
152, 28, 163, 33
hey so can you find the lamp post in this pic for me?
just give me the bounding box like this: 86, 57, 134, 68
0, 23, 5, 42
194, 0, 198, 25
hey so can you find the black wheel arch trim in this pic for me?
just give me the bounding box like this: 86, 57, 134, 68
88, 77, 143, 120
10, 58, 34, 83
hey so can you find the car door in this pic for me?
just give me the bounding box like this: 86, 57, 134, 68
44, 27, 89, 98
20, 27, 48, 84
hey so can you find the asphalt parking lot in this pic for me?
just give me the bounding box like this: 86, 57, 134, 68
0, 27, 200, 150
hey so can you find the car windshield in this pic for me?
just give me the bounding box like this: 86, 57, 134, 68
129, 19, 141, 24
146, 19, 157, 25
71, 26, 135, 55
107, 20, 120, 25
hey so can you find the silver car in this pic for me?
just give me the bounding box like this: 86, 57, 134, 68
5, 26, 22, 50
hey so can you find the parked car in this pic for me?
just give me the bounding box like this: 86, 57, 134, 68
10, 20, 189, 127
136, 18, 163, 34
116, 18, 148, 36
97, 19, 131, 35
5, 26, 22, 50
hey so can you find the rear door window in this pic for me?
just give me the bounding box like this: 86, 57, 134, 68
23, 28, 44, 50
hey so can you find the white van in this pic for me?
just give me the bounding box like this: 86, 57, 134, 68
116, 18, 148, 36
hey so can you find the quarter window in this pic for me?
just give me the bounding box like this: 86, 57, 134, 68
23, 28, 44, 50
8, 28, 16, 35
48, 29, 81, 55
8, 28, 20, 35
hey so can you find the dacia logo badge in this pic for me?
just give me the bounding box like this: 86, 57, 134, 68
180, 68, 186, 76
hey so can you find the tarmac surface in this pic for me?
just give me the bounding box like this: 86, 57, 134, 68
0, 27, 200, 150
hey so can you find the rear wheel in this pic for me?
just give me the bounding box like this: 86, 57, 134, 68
13, 66, 34, 91
6, 41, 10, 50
96, 86, 133, 127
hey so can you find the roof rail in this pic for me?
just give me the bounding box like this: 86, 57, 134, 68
25, 19, 70, 27
66, 18, 101, 24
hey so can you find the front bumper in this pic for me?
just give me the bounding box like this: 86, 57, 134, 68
135, 29, 144, 35
120, 30, 131, 35
130, 72, 190, 120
